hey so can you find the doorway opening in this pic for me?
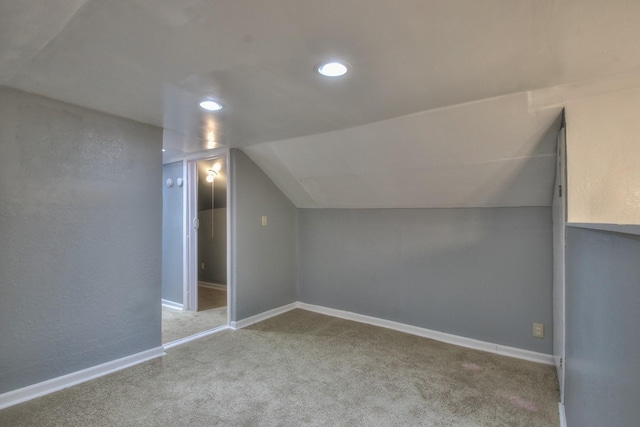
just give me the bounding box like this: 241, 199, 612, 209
194, 157, 228, 313
161, 152, 230, 346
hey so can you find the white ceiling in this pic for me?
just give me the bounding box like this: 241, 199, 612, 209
2, 0, 640, 208
244, 93, 562, 208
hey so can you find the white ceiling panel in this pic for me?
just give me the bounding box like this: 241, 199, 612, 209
1, 0, 638, 208
2, 0, 638, 149
244, 92, 562, 208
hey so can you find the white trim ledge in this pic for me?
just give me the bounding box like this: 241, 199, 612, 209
161, 299, 183, 310
296, 302, 554, 365
0, 347, 165, 410
163, 325, 230, 350
230, 302, 297, 330
559, 402, 567, 427
198, 281, 228, 291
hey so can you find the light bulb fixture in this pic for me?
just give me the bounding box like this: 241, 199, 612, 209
317, 61, 349, 77
206, 169, 218, 183
212, 162, 221, 172
200, 100, 223, 111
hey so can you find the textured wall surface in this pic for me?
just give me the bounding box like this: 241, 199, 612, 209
566, 87, 640, 225
298, 207, 554, 354
0, 87, 162, 393
231, 149, 297, 321
564, 227, 640, 427
162, 161, 184, 303
198, 208, 227, 284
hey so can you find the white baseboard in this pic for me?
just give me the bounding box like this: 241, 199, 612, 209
295, 302, 554, 365
0, 347, 165, 410
161, 299, 183, 310
198, 281, 227, 291
164, 325, 230, 350
230, 302, 297, 330
559, 402, 567, 427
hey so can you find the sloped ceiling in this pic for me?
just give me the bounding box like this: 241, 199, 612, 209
244, 93, 562, 208
2, 0, 640, 207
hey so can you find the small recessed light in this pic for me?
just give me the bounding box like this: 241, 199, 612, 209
199, 100, 223, 111
317, 61, 349, 77
162, 148, 166, 152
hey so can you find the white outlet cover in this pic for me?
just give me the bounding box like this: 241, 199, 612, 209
533, 323, 544, 338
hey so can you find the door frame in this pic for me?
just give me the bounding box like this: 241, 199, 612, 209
552, 125, 567, 401
183, 148, 232, 328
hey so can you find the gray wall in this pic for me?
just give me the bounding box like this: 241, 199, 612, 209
162, 161, 184, 303
0, 87, 162, 393
231, 149, 297, 321
564, 227, 640, 426
298, 207, 553, 354
198, 208, 227, 284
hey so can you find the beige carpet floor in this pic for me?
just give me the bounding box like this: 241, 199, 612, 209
162, 306, 227, 344
0, 309, 560, 426
162, 286, 228, 344
198, 286, 227, 311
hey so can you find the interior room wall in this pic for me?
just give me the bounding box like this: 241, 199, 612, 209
297, 207, 554, 354
0, 87, 162, 394
162, 161, 184, 304
564, 227, 640, 426
198, 208, 227, 284
231, 149, 297, 321
565, 87, 640, 225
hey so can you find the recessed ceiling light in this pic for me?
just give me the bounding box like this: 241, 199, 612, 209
199, 100, 223, 111
162, 148, 166, 152
317, 61, 349, 77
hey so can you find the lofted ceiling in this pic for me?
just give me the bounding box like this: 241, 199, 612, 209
2, 0, 640, 208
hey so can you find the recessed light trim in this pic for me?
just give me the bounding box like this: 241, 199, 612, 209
317, 61, 349, 77
199, 100, 223, 111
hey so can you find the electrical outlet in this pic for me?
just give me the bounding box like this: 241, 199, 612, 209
201, 263, 205, 270
261, 215, 268, 226
533, 323, 544, 338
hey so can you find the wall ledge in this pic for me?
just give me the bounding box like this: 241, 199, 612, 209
231, 302, 554, 365
559, 402, 568, 427
0, 347, 165, 410
296, 302, 554, 365
230, 302, 298, 329
161, 299, 183, 310
568, 222, 640, 236
2, 302, 556, 411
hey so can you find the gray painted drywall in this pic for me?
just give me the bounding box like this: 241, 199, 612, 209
564, 226, 640, 427
0, 87, 162, 394
231, 149, 297, 321
198, 208, 227, 284
162, 161, 184, 304
298, 207, 553, 354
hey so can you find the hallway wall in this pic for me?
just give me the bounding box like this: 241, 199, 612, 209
162, 161, 184, 304
231, 149, 297, 321
0, 87, 162, 393
198, 208, 227, 284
